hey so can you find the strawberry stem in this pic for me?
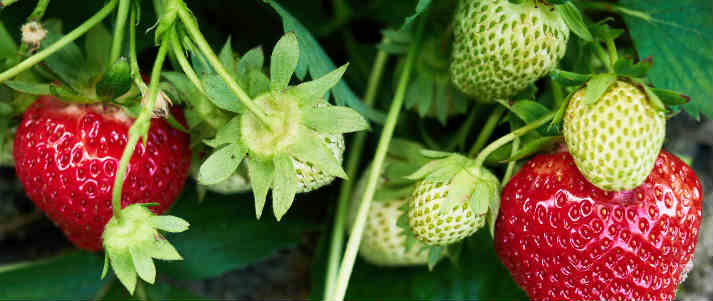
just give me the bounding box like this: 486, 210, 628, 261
502, 136, 520, 186
331, 18, 426, 301
0, 0, 119, 83
15, 0, 49, 59
323, 46, 389, 300
592, 42, 614, 73
175, 3, 274, 131
468, 105, 506, 158
110, 40, 170, 218
473, 112, 554, 170
128, 5, 145, 90
446, 103, 482, 151
169, 28, 205, 95
108, 0, 132, 66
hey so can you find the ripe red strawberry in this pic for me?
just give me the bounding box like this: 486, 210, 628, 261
494, 151, 702, 301
13, 96, 191, 251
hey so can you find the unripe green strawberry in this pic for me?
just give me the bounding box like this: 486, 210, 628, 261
293, 132, 344, 193
348, 167, 428, 267
407, 159, 499, 246
563, 80, 666, 191
450, 0, 569, 102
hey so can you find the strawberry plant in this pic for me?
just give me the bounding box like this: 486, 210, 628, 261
0, 0, 711, 300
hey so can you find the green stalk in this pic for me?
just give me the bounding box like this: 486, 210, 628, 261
605, 39, 618, 67
0, 0, 21, 9
0, 0, 118, 83
26, 0, 49, 21
331, 19, 425, 301
474, 112, 554, 169
110, 40, 170, 218
592, 43, 613, 73
551, 79, 564, 107
468, 105, 505, 158
108, 0, 132, 65
323, 48, 389, 300
170, 28, 204, 94
502, 136, 520, 187
176, 4, 272, 130
446, 103, 482, 151
127, 5, 145, 89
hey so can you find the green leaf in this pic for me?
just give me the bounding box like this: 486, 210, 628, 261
288, 126, 347, 179
156, 185, 316, 280
0, 21, 17, 58
218, 37, 234, 74
41, 22, 90, 89
270, 32, 300, 92
246, 157, 275, 218
635, 79, 667, 112
267, 1, 386, 123
620, 0, 713, 119
613, 57, 652, 78
470, 181, 491, 216
203, 116, 241, 148
311, 231, 526, 300
294, 63, 348, 100
0, 252, 108, 300
3, 80, 50, 95
302, 105, 369, 134
202, 74, 244, 113
197, 143, 246, 185
583, 73, 617, 105
508, 100, 552, 135
272, 154, 298, 221
84, 23, 112, 75
555, 2, 593, 41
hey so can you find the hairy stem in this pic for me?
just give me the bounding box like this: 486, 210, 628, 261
128, 5, 145, 89
605, 38, 618, 67
109, 0, 131, 65
468, 104, 505, 158
323, 48, 389, 300
110, 40, 170, 218
0, 0, 118, 83
26, 0, 49, 21
332, 19, 425, 301
474, 112, 554, 169
170, 29, 204, 94
592, 43, 613, 73
176, 4, 272, 130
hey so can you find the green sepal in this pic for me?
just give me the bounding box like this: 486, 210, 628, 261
589, 20, 625, 42
246, 156, 275, 219
272, 154, 298, 221
548, 84, 582, 132
445, 241, 464, 267
204, 116, 241, 148
288, 126, 347, 179
406, 154, 468, 182
202, 74, 245, 113
550, 69, 591, 86
3, 80, 51, 95
102, 205, 188, 295
96, 57, 132, 101
583, 73, 617, 105
270, 32, 300, 92
555, 2, 593, 41
427, 246, 444, 271
49, 84, 96, 103
197, 142, 247, 185
293, 63, 348, 101
245, 70, 270, 99
302, 105, 369, 134
631, 78, 666, 112
651, 87, 690, 106
613, 57, 652, 78
218, 37, 235, 74
441, 169, 477, 215
236, 46, 265, 77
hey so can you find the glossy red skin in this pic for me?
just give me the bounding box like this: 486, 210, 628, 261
495, 152, 702, 301
13, 96, 191, 251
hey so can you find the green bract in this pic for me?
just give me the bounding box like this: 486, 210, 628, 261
196, 33, 369, 220
101, 204, 188, 295
450, 0, 570, 102
406, 152, 500, 246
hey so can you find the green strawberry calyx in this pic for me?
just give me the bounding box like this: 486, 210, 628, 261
101, 204, 189, 295
195, 33, 370, 221
406, 151, 501, 235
